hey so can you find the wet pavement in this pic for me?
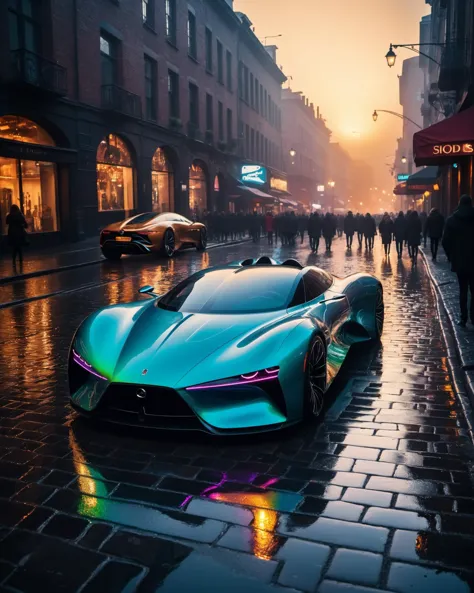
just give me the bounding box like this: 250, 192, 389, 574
1, 237, 474, 592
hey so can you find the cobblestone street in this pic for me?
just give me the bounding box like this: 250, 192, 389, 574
1, 238, 474, 593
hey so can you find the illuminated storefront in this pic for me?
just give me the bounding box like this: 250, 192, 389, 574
189, 161, 208, 215
96, 134, 135, 212
151, 147, 174, 213
0, 115, 59, 234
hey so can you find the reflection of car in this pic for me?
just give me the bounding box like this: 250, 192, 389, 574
69, 257, 383, 434
99, 212, 207, 259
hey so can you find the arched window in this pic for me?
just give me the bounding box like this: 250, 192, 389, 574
96, 134, 135, 212
189, 161, 207, 215
0, 115, 58, 234
151, 147, 174, 213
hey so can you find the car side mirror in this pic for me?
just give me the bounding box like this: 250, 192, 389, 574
138, 285, 157, 298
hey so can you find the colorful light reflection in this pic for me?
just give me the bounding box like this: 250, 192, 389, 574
72, 350, 107, 381
186, 368, 279, 391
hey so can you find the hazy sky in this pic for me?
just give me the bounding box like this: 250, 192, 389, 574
234, 0, 430, 190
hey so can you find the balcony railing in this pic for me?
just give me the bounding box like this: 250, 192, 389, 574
101, 84, 142, 119
11, 49, 67, 95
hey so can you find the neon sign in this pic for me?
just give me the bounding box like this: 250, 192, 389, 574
241, 165, 267, 185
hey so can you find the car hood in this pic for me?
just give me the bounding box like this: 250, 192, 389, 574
78, 302, 300, 388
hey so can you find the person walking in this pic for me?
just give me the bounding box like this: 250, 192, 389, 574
420, 211, 428, 248
251, 210, 260, 243
343, 211, 356, 249
322, 212, 336, 251
363, 213, 377, 250
378, 212, 394, 256
424, 208, 445, 261
442, 195, 474, 327
298, 214, 307, 244
264, 211, 274, 245
394, 211, 407, 258
356, 213, 364, 248
308, 212, 322, 253
6, 204, 28, 267
406, 210, 422, 263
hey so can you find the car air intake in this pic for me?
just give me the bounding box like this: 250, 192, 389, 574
281, 259, 303, 269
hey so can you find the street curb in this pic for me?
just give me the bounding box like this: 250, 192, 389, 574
0, 238, 251, 286
0, 258, 105, 286
420, 249, 474, 444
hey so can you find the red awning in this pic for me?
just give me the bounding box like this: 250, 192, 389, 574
413, 106, 474, 166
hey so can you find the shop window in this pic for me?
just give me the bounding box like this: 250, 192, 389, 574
189, 161, 207, 216
151, 147, 174, 213
96, 134, 134, 212
8, 0, 41, 53
0, 116, 58, 234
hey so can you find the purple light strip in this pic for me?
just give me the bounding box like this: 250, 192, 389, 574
186, 374, 278, 392
259, 476, 279, 489
72, 350, 107, 381
265, 368, 279, 375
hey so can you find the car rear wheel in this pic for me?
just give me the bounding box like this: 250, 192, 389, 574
196, 228, 207, 251
162, 229, 175, 258
304, 334, 327, 418
375, 286, 384, 339
102, 248, 122, 260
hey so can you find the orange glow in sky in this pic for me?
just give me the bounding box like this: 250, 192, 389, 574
234, 0, 430, 189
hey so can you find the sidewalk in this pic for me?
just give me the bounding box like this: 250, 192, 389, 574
420, 244, 474, 401
0, 236, 250, 285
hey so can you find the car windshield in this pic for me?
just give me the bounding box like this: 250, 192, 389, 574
126, 213, 158, 225
158, 267, 301, 314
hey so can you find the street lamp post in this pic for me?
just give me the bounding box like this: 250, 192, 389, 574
372, 109, 422, 130
263, 34, 282, 45
328, 180, 336, 212
385, 43, 444, 68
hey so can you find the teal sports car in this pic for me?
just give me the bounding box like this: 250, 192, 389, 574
69, 257, 383, 434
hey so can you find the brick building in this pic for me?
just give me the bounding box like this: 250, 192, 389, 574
0, 0, 286, 244
281, 89, 331, 209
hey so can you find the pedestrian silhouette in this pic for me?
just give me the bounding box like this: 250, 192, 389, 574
406, 210, 422, 263
394, 211, 407, 258
379, 212, 394, 256
6, 204, 28, 269
425, 208, 445, 261
344, 211, 356, 249
442, 194, 474, 327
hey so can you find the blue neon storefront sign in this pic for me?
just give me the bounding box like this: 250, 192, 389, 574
241, 165, 267, 185
397, 173, 410, 182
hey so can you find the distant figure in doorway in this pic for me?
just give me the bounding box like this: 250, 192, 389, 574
363, 213, 377, 250
6, 204, 28, 267
265, 211, 274, 245
379, 212, 394, 256
394, 211, 407, 258
322, 212, 336, 251
344, 211, 356, 249
424, 208, 445, 261
442, 194, 474, 327
308, 212, 322, 253
406, 210, 422, 263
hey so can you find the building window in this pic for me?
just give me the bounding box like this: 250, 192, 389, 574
187, 10, 197, 60
250, 128, 255, 160
264, 89, 268, 119
205, 28, 213, 73
206, 93, 213, 131
144, 56, 157, 120
189, 161, 207, 215
226, 50, 232, 90
249, 73, 254, 108
96, 134, 134, 212
100, 32, 118, 86
152, 147, 174, 213
254, 78, 259, 113
0, 116, 58, 234
165, 0, 177, 45
142, 0, 154, 27
168, 69, 179, 119
238, 61, 243, 99
8, 0, 41, 53
245, 124, 250, 157
218, 101, 224, 141
256, 132, 260, 161
226, 108, 232, 141
260, 85, 264, 117
217, 40, 224, 84
244, 65, 249, 102
189, 82, 199, 127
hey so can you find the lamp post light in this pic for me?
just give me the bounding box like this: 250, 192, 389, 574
372, 109, 423, 130
386, 45, 397, 68
289, 147, 296, 166
372, 110, 378, 122
401, 156, 407, 164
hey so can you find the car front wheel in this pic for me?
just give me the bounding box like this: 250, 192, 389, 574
375, 286, 384, 339
304, 334, 327, 418
196, 228, 207, 251
162, 229, 175, 258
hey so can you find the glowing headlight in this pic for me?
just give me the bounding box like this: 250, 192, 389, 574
72, 349, 107, 381
186, 367, 279, 391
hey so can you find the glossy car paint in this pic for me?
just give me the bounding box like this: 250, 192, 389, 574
100, 212, 206, 256
69, 262, 382, 434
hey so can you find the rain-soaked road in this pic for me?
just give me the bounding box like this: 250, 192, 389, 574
1, 237, 474, 593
